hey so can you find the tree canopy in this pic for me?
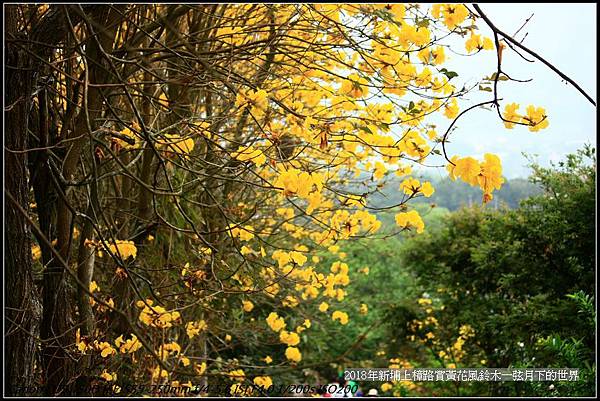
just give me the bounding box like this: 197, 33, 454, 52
4, 3, 593, 397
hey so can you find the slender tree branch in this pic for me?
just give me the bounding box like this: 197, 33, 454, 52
473, 4, 596, 107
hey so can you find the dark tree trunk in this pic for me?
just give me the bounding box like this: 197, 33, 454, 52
38, 6, 125, 395
5, 5, 42, 396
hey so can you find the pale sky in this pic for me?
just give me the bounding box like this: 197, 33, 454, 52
429, 3, 597, 178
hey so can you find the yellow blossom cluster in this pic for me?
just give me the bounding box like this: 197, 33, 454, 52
431, 4, 469, 30
112, 123, 141, 150
341, 73, 370, 98
242, 300, 254, 312
92, 239, 137, 260
253, 376, 273, 389
400, 178, 435, 197
232, 145, 267, 166
136, 299, 181, 329
465, 32, 494, 53
418, 46, 446, 65
93, 340, 117, 358
324, 209, 382, 241
158, 133, 195, 157
296, 319, 311, 333
285, 346, 302, 363
235, 88, 269, 119
100, 370, 118, 382
228, 369, 245, 382
440, 324, 476, 362
332, 310, 349, 325
114, 334, 143, 354
158, 341, 181, 361
503, 103, 549, 132
281, 295, 299, 308
443, 98, 460, 119
447, 153, 505, 203
272, 249, 308, 269
186, 320, 207, 339
228, 224, 255, 241
273, 168, 324, 199
279, 330, 300, 346
395, 210, 425, 234
266, 312, 286, 332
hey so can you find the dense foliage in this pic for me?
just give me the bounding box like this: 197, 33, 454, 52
5, 3, 593, 398
321, 146, 595, 397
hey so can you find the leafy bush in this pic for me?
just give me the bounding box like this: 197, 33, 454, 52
390, 146, 596, 396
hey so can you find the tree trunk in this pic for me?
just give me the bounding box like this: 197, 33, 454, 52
5, 5, 42, 396
37, 6, 122, 395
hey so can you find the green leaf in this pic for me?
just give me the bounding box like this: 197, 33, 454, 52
416, 18, 430, 29
485, 72, 509, 82
372, 9, 395, 24
479, 85, 492, 92
439, 68, 458, 80
377, 122, 390, 131
359, 126, 373, 135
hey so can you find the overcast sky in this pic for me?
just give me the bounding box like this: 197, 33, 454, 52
423, 3, 597, 179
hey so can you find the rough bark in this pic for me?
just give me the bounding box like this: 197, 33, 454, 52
5, 5, 42, 396
35, 5, 122, 395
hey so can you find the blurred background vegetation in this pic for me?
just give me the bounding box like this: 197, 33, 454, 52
290, 145, 596, 397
